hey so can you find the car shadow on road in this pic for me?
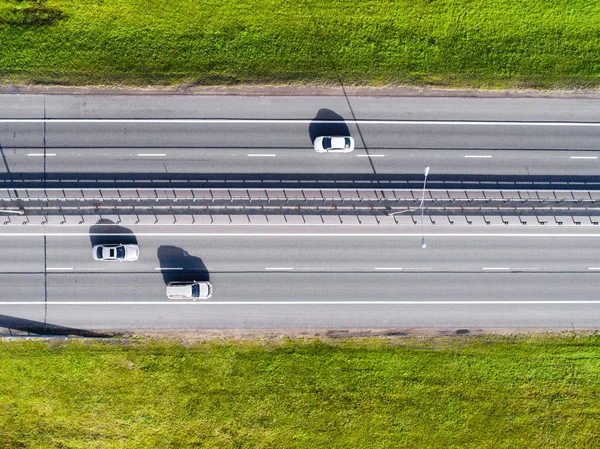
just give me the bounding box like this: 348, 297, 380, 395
308, 108, 351, 144
89, 219, 138, 247
0, 314, 115, 337
157, 246, 209, 284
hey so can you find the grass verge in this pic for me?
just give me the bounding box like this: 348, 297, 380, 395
1, 334, 600, 448
0, 0, 599, 89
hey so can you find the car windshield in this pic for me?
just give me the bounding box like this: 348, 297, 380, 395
344, 138, 351, 148
322, 137, 332, 149
191, 284, 200, 297
116, 246, 125, 259
96, 247, 103, 259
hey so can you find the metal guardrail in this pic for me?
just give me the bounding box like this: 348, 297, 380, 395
1, 213, 598, 227
0, 188, 598, 226
2, 174, 600, 191
0, 188, 599, 216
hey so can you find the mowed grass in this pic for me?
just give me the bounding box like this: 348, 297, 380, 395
0, 335, 600, 448
0, 0, 599, 89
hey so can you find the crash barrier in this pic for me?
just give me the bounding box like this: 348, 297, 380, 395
0, 187, 598, 202
1, 214, 599, 226
0, 188, 598, 226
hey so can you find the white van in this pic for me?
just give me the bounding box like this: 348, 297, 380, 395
166, 281, 212, 300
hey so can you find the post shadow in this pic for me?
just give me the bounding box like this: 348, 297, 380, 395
157, 245, 210, 284
0, 314, 115, 337
308, 108, 351, 144
89, 219, 138, 247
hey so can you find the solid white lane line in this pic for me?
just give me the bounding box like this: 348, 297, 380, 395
374, 267, 403, 270
46, 267, 73, 270
137, 153, 166, 157
27, 153, 56, 157
3, 300, 600, 305
247, 153, 276, 157
357, 154, 386, 158
4, 118, 600, 127
1, 233, 600, 238
464, 155, 492, 158
482, 267, 510, 270
155, 267, 183, 270
265, 267, 293, 270
570, 156, 597, 160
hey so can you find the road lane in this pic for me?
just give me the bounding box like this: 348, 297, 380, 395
42, 301, 600, 330
0, 273, 46, 302
2, 119, 600, 176
0, 237, 44, 273
18, 233, 600, 275
7, 95, 600, 122
2, 145, 600, 176
0, 232, 599, 307
40, 272, 600, 303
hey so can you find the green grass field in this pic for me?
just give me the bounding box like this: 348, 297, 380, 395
1, 335, 600, 448
0, 0, 599, 89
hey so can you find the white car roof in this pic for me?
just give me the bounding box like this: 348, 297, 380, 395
330, 137, 348, 148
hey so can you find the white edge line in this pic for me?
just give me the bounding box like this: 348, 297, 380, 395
3, 300, 600, 305
374, 267, 403, 270
4, 119, 600, 127
46, 267, 73, 270
1, 233, 600, 237
570, 156, 598, 160
154, 267, 183, 270
137, 153, 166, 157
464, 155, 493, 158
265, 267, 293, 270
247, 154, 276, 157
588, 267, 600, 270
27, 153, 56, 157
482, 267, 511, 270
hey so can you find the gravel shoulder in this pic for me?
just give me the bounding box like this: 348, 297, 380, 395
1, 83, 600, 98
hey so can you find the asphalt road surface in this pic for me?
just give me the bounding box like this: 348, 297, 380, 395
1, 225, 600, 331
1, 94, 600, 332
1, 95, 600, 177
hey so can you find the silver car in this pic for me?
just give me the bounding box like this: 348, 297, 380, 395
166, 281, 213, 300
93, 244, 139, 262
314, 136, 355, 153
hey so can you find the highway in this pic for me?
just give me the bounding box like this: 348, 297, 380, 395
1, 94, 600, 333
1, 226, 600, 330
1, 96, 600, 178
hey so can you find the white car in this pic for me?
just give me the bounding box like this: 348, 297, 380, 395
166, 281, 213, 300
314, 136, 355, 153
93, 244, 139, 262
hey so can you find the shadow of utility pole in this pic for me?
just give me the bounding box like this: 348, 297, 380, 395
0, 314, 116, 338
